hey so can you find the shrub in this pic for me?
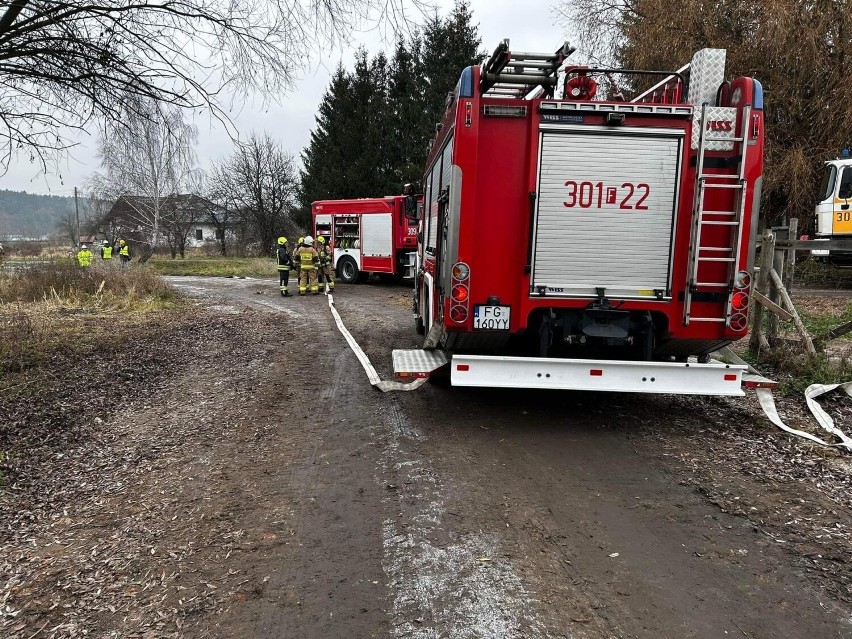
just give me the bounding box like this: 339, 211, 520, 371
0, 260, 177, 308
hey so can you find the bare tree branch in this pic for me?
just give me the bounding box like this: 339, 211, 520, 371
0, 0, 428, 176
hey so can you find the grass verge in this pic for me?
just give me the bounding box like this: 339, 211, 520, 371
148, 256, 273, 278
755, 349, 852, 396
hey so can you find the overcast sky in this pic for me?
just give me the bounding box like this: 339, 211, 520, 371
2, 0, 570, 196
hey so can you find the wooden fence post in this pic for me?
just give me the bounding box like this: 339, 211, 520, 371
768, 231, 787, 343
783, 218, 798, 294
750, 230, 774, 351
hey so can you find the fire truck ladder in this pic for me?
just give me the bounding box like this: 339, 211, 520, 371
684, 104, 752, 326
480, 39, 575, 98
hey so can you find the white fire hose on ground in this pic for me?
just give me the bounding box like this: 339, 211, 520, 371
755, 383, 852, 451
720, 347, 852, 450
326, 290, 427, 392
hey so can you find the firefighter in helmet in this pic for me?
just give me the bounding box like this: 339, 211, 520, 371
77, 244, 93, 267
316, 236, 334, 292
294, 236, 320, 295
276, 236, 293, 297
118, 239, 131, 265
293, 236, 304, 282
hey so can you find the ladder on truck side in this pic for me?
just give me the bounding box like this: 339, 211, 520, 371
683, 103, 752, 327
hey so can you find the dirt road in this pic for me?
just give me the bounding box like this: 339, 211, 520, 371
3, 275, 851, 638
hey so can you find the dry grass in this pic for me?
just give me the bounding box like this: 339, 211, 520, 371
0, 261, 182, 375
0, 260, 177, 309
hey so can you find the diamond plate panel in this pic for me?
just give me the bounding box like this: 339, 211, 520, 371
392, 348, 448, 374
692, 106, 737, 151
688, 48, 726, 107
688, 48, 727, 150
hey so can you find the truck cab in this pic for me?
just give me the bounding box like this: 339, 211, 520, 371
813, 153, 852, 264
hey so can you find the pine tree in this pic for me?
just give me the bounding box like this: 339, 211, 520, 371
420, 1, 483, 149
388, 34, 427, 188
299, 0, 484, 206
298, 65, 356, 212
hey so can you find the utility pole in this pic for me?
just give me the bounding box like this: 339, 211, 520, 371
74, 186, 80, 248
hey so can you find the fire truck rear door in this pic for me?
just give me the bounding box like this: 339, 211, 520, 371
531, 127, 683, 299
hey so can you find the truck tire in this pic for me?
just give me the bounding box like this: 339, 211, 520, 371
338, 257, 360, 284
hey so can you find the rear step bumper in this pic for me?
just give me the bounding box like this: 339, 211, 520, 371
392, 349, 777, 395
450, 355, 747, 395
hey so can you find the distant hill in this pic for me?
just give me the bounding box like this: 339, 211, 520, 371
0, 189, 75, 238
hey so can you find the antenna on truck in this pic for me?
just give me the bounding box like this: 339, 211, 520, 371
480, 39, 575, 99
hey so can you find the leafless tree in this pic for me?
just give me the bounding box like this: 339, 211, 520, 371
209, 133, 298, 254
89, 98, 199, 261
55, 210, 77, 247
162, 196, 200, 259
204, 178, 244, 256
0, 0, 424, 176
558, 0, 852, 226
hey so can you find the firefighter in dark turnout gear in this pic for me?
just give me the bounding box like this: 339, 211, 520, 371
276, 236, 293, 297
293, 236, 303, 283
294, 236, 320, 295
316, 236, 334, 291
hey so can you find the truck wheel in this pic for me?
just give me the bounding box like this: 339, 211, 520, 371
338, 257, 360, 284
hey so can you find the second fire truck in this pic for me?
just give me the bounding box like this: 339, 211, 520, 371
394, 40, 767, 395
312, 195, 419, 283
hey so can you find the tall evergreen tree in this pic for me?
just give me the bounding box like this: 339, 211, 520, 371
299, 0, 484, 206
298, 65, 357, 215
388, 34, 427, 187
421, 1, 484, 141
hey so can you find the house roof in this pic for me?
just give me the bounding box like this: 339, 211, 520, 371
107, 194, 226, 225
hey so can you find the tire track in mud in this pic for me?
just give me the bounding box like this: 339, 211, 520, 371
375, 396, 548, 638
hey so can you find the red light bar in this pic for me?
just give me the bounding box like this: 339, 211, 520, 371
457, 364, 470, 372
590, 369, 603, 376
724, 374, 738, 381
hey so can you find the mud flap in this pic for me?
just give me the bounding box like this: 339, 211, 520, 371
423, 320, 443, 350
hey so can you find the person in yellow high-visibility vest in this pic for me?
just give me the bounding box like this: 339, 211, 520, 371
316, 236, 334, 291
77, 244, 93, 267
100, 240, 113, 261
293, 236, 320, 295
118, 239, 131, 265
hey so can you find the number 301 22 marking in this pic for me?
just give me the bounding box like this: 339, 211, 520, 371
563, 180, 649, 210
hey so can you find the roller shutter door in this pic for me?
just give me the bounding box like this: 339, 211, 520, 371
531, 129, 682, 298
362, 214, 392, 256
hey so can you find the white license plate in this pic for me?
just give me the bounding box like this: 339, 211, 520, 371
473, 305, 511, 330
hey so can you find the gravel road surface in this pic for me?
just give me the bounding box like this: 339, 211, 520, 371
2, 275, 850, 638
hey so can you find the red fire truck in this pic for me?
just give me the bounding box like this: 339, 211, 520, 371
312, 196, 419, 283
393, 40, 767, 395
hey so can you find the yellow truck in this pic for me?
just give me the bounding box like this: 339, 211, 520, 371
813, 150, 852, 264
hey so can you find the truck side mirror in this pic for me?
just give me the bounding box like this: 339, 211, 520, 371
405, 195, 420, 220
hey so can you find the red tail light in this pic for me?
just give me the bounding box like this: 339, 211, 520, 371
451, 284, 469, 302
731, 291, 749, 311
